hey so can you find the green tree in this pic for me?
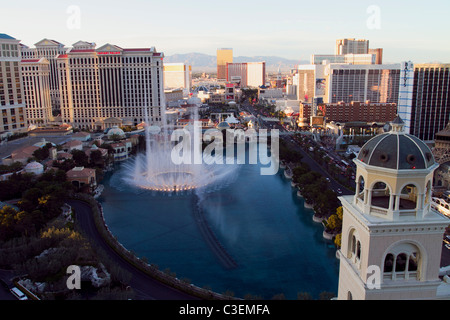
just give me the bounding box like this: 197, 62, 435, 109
71, 149, 89, 167
0, 205, 20, 241
89, 150, 104, 168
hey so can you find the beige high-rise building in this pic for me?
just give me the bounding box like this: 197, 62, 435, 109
57, 41, 165, 130
20, 39, 68, 114
226, 61, 266, 88
0, 34, 27, 133
21, 57, 53, 125
163, 63, 192, 92
217, 48, 233, 81
336, 38, 369, 55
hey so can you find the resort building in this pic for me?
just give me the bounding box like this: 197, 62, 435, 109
226, 62, 266, 88
296, 63, 401, 105
20, 39, 68, 113
299, 101, 397, 124
369, 48, 383, 65
336, 38, 369, 55
66, 166, 97, 192
337, 116, 450, 300
163, 63, 192, 93
217, 48, 233, 81
110, 140, 132, 161
21, 57, 53, 126
409, 63, 450, 142
0, 33, 28, 133
56, 42, 165, 130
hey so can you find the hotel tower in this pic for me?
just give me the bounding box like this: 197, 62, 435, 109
56, 42, 165, 130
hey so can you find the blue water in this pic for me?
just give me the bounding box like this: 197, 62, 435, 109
99, 159, 340, 299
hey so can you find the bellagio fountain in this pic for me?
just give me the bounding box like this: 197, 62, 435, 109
121, 103, 238, 194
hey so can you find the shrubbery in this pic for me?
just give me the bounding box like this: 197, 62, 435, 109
0, 169, 73, 242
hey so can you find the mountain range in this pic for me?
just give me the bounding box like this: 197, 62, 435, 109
164, 52, 307, 73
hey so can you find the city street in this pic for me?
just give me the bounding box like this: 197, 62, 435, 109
243, 101, 353, 196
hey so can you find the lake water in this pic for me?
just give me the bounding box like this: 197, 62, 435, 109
99, 156, 340, 299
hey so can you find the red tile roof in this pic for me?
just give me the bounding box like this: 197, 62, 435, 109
66, 167, 96, 179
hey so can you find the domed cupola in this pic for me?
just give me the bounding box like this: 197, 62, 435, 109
357, 116, 435, 170
337, 116, 450, 301
353, 116, 439, 221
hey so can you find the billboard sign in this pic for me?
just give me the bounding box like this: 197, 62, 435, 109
315, 79, 326, 96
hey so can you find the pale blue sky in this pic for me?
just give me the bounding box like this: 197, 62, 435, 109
1, 0, 449, 63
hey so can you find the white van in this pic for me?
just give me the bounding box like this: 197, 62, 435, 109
10, 287, 28, 300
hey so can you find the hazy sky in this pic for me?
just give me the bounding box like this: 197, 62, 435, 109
2, 0, 449, 63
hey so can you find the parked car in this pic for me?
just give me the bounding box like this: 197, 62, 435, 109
10, 287, 28, 300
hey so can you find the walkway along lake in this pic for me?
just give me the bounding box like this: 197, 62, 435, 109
99, 156, 340, 299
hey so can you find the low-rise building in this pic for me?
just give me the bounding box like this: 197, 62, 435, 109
62, 139, 83, 152
299, 101, 397, 124
28, 124, 73, 137
71, 131, 91, 142
110, 140, 132, 161
66, 166, 96, 192
2, 145, 39, 165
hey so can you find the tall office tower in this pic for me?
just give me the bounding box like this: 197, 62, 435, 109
163, 63, 192, 92
21, 58, 53, 125
410, 63, 450, 142
21, 39, 68, 115
368, 48, 383, 64
297, 63, 401, 105
226, 62, 265, 88
329, 64, 400, 104
57, 42, 101, 129
217, 48, 233, 81
57, 42, 165, 130
0, 34, 27, 133
336, 38, 369, 55
226, 62, 247, 87
397, 61, 415, 134
247, 62, 266, 88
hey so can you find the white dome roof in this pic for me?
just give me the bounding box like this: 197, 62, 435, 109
107, 126, 125, 137
24, 161, 44, 174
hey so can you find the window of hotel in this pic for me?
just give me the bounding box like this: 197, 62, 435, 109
383, 244, 420, 281
347, 229, 362, 267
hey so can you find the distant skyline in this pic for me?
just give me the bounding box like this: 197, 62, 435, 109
1, 0, 450, 64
